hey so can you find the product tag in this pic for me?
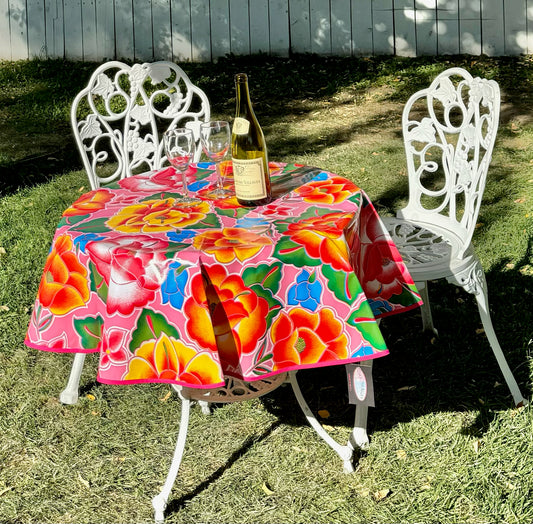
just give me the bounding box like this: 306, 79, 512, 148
233, 117, 250, 135
346, 363, 375, 406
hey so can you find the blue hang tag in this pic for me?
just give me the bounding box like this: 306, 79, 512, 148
346, 363, 375, 407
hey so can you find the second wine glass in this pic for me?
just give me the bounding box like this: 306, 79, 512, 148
200, 121, 232, 199
163, 128, 198, 203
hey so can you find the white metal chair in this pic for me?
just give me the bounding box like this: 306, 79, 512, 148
61, 61, 210, 404
382, 67, 527, 407
71, 60, 211, 190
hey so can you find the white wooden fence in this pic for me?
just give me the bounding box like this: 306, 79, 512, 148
2, 0, 533, 62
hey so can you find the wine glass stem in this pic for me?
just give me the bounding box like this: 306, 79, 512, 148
179, 168, 190, 198
215, 162, 223, 191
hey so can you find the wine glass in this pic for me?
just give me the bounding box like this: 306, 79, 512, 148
200, 121, 232, 199
163, 128, 198, 203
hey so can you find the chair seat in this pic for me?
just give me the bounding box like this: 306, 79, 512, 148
382, 216, 476, 281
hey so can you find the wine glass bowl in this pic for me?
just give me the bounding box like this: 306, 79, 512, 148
200, 121, 232, 199
163, 128, 198, 203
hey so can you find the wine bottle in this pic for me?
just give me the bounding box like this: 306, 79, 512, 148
231, 73, 272, 207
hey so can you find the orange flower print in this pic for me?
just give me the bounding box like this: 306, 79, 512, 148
193, 227, 272, 263
271, 308, 348, 369
63, 189, 113, 216
285, 213, 353, 271
296, 176, 359, 205
183, 265, 269, 369
38, 234, 90, 315
125, 333, 223, 385
106, 199, 210, 233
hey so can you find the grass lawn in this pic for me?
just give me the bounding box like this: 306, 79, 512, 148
0, 54, 532, 523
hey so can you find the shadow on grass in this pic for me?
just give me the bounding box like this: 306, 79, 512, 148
165, 420, 282, 515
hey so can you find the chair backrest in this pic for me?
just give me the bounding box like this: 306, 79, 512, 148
399, 67, 500, 258
71, 61, 211, 189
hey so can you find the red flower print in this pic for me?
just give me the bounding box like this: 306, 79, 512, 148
349, 203, 413, 301
296, 177, 359, 205
183, 265, 269, 370
86, 235, 169, 315
193, 227, 272, 263
38, 234, 90, 315
63, 189, 113, 217
271, 308, 348, 369
285, 212, 353, 271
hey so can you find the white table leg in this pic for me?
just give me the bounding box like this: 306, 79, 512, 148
288, 372, 354, 473
152, 397, 191, 524
59, 353, 87, 405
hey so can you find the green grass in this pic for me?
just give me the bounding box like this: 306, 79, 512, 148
0, 54, 532, 523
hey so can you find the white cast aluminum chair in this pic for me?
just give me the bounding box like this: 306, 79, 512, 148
382, 67, 527, 407
71, 60, 211, 190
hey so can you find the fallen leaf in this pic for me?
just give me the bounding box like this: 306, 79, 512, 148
475, 328, 485, 335
419, 483, 432, 491
159, 391, 172, 402
397, 385, 416, 391
0, 247, 6, 256
372, 488, 390, 501
86, 394, 96, 401
493, 381, 502, 388
261, 482, 275, 496
0, 305, 9, 312
356, 486, 370, 497
372, 151, 380, 156
91, 410, 101, 416
323, 424, 336, 432
473, 439, 482, 453
77, 473, 90, 489
396, 449, 407, 460
514, 197, 526, 204
318, 409, 330, 419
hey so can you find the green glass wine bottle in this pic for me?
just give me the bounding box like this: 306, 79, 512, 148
231, 73, 272, 207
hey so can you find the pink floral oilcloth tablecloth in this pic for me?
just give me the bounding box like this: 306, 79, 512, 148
25, 162, 422, 389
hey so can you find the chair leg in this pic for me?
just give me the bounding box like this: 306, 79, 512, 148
288, 372, 354, 473
152, 398, 191, 524
59, 353, 87, 405
452, 265, 528, 407
417, 281, 438, 335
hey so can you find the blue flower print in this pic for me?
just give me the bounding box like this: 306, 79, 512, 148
351, 345, 376, 358
311, 171, 328, 182
167, 230, 197, 242
161, 262, 188, 309
188, 180, 210, 192
235, 216, 269, 229
368, 299, 393, 317
73, 233, 105, 252
287, 269, 322, 311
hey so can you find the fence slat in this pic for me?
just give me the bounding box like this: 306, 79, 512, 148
82, 0, 98, 61
481, 0, 504, 56
63, 0, 82, 59
310, 0, 331, 54
133, 0, 154, 61
27, 0, 45, 58
504, 0, 527, 55
190, 0, 210, 61
269, 0, 290, 55
289, 0, 310, 54
394, 2, 416, 57
436, 0, 459, 54
210, 0, 230, 58
152, 0, 172, 60
9, 0, 28, 59
170, 0, 192, 61
331, 0, 351, 55
115, 0, 134, 60
372, 0, 394, 55
351, 0, 373, 55
249, 0, 269, 53
96, 0, 114, 60
230, 0, 250, 55
416, 7, 437, 55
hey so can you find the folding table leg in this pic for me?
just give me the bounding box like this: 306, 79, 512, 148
59, 353, 87, 405
152, 397, 191, 524
288, 372, 355, 473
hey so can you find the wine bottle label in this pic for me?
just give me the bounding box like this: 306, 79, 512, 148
232, 157, 268, 200
233, 117, 250, 135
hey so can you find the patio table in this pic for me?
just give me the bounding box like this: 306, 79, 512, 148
25, 161, 422, 522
